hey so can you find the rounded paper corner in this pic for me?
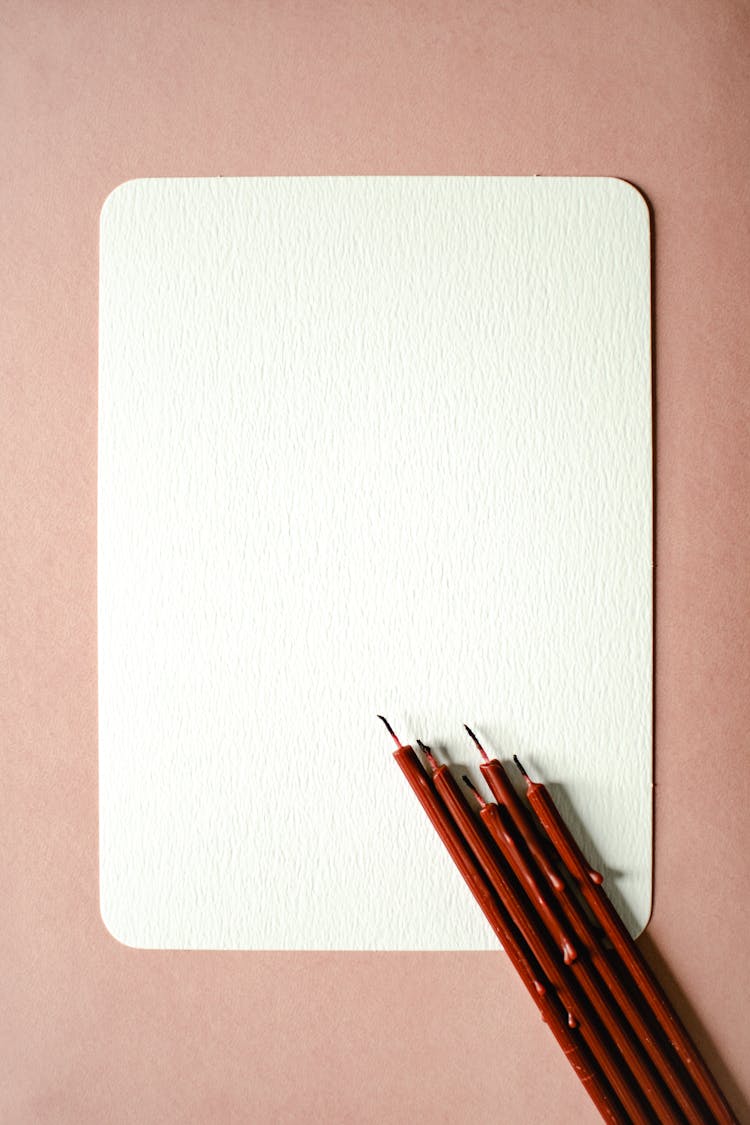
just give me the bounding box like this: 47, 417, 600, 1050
634, 887, 655, 939
99, 891, 144, 950
606, 177, 652, 230
631, 815, 655, 938
99, 177, 150, 229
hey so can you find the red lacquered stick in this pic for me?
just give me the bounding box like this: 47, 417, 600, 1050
515, 756, 738, 1125
469, 742, 710, 1125
381, 724, 623, 1124
428, 758, 656, 1125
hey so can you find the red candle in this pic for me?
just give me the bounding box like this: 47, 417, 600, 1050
451, 763, 683, 1125
424, 749, 658, 1124
468, 787, 578, 964
515, 756, 738, 1125
380, 719, 622, 1124
465, 726, 565, 893
467, 734, 710, 1125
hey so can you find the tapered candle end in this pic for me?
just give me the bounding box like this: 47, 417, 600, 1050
463, 724, 489, 762
377, 715, 402, 748
416, 739, 440, 770
512, 754, 530, 780
461, 773, 487, 808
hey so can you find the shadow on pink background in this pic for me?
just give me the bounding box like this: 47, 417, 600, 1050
2, 3, 749, 1122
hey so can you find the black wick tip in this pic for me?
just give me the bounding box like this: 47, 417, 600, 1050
512, 754, 529, 779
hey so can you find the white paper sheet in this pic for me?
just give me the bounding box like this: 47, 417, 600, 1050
98, 176, 652, 949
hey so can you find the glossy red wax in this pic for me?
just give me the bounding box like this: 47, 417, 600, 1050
468, 780, 682, 1124
430, 763, 661, 1125
479, 759, 565, 892
392, 745, 623, 1124
482, 759, 708, 1125
523, 772, 738, 1125
479, 802, 578, 964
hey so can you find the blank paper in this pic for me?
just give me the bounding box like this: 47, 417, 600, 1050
98, 176, 652, 949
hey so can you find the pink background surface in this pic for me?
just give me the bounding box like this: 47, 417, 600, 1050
2, 3, 749, 1122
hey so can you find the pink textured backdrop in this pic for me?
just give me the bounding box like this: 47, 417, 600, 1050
2, 3, 749, 1121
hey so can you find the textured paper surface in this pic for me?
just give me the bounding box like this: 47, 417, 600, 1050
98, 176, 651, 950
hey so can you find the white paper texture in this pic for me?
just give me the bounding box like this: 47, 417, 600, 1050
98, 176, 652, 950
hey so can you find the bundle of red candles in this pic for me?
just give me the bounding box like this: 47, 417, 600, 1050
380, 716, 736, 1125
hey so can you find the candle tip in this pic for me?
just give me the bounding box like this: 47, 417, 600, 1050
377, 715, 401, 748
512, 754, 530, 780
463, 724, 489, 762
461, 773, 487, 808
416, 739, 440, 770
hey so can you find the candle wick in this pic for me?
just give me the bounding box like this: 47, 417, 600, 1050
377, 715, 402, 751
416, 739, 440, 771
461, 773, 487, 808
512, 754, 530, 780
377, 715, 402, 748
463, 724, 490, 762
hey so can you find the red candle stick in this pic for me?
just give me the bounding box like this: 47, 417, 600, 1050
463, 780, 578, 963
513, 755, 738, 1125
379, 718, 623, 1124
464, 726, 565, 894
421, 743, 659, 1125
459, 772, 687, 1125
465, 732, 710, 1125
